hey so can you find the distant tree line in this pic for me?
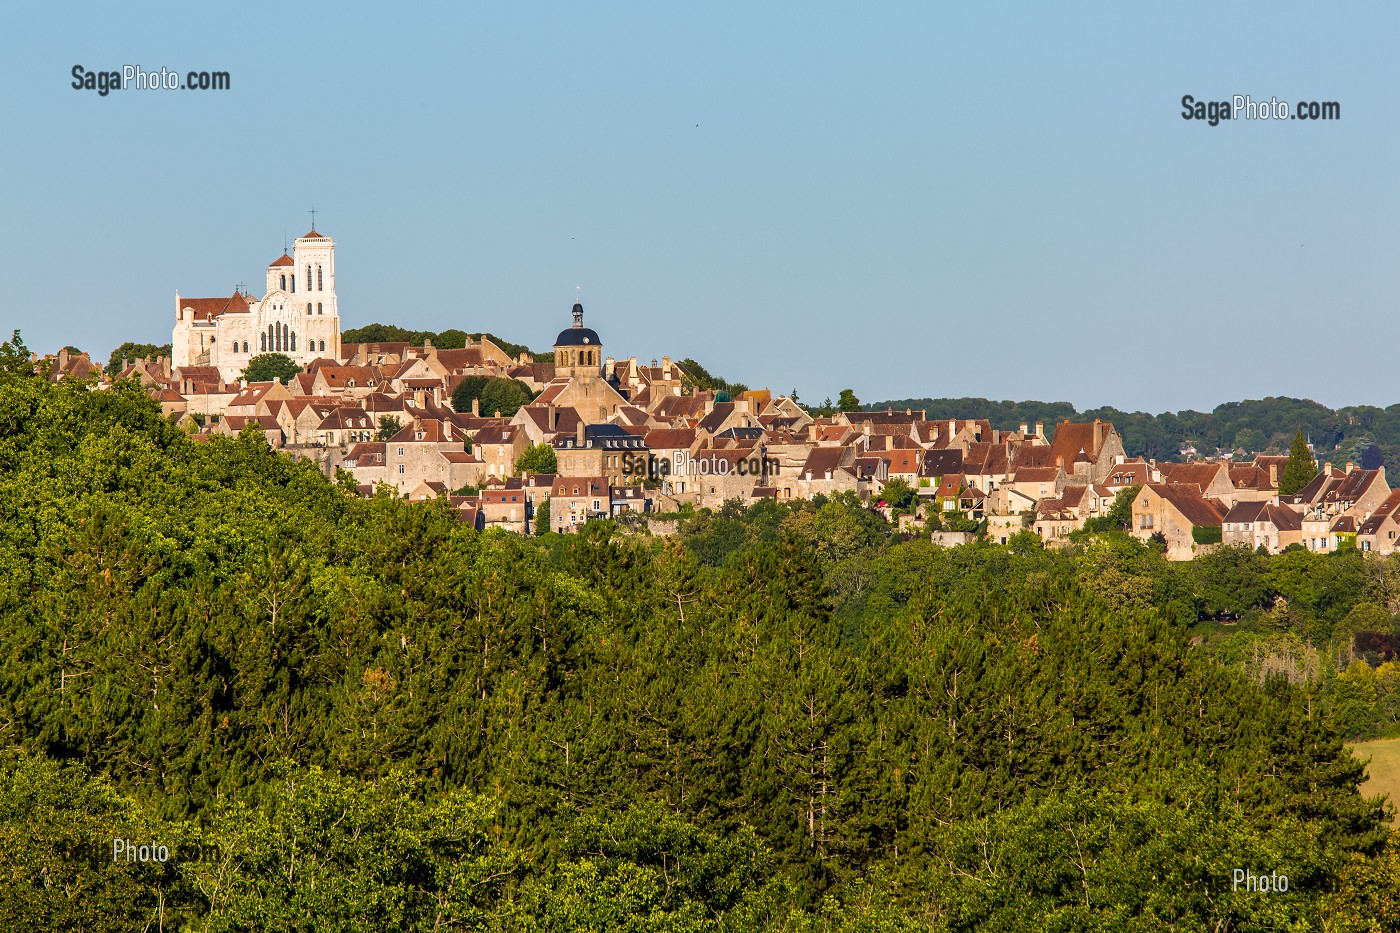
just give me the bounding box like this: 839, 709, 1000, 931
341, 323, 546, 361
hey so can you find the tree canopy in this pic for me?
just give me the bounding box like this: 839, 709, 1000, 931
453, 376, 535, 417
515, 442, 558, 475
1281, 428, 1319, 495
241, 352, 301, 385
341, 323, 541, 360
107, 340, 171, 373
1, 369, 1398, 928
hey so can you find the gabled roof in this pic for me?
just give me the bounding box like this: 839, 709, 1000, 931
1014, 466, 1061, 483
1222, 500, 1301, 531
1322, 468, 1384, 506
180, 291, 251, 321
345, 442, 386, 465
431, 347, 485, 371
551, 476, 610, 498
389, 420, 453, 443
1046, 420, 1113, 467
1142, 483, 1226, 528
317, 407, 373, 431
874, 448, 923, 474
698, 403, 736, 434
644, 428, 697, 450
1160, 461, 1227, 494
921, 449, 964, 478
1359, 491, 1400, 534
654, 395, 707, 421
474, 425, 519, 446
801, 446, 848, 480
520, 404, 582, 438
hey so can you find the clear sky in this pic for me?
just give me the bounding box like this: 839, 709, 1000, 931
2, 1, 1395, 412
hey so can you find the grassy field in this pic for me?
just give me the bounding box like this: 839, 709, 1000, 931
1351, 737, 1400, 824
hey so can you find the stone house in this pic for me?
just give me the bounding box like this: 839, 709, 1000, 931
1221, 500, 1303, 554
549, 476, 612, 533
1131, 483, 1227, 561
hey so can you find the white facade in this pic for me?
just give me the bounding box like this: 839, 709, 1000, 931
173, 231, 342, 382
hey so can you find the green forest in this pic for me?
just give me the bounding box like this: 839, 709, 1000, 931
871, 395, 1399, 470
5, 353, 1400, 928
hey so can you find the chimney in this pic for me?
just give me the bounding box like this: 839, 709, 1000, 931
547, 403, 557, 431
948, 419, 956, 437
992, 429, 1000, 445
576, 421, 586, 445
662, 355, 672, 379
1324, 462, 1332, 476
864, 422, 871, 436
1346, 461, 1355, 474
1019, 422, 1029, 435
58, 347, 69, 368
1034, 422, 1044, 438
1093, 419, 1104, 453
471, 398, 479, 417
1269, 463, 1277, 485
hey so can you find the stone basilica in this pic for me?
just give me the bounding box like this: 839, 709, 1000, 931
172, 229, 342, 382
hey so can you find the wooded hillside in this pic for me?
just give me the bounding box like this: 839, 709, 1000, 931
2, 365, 1398, 929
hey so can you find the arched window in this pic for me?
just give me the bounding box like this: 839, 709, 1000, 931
317, 302, 322, 314
260, 333, 267, 352
307, 303, 312, 314
242, 341, 248, 353
290, 332, 296, 352
306, 265, 312, 289
279, 274, 286, 291
319, 340, 326, 351
231, 339, 237, 351
290, 275, 295, 292
317, 266, 323, 290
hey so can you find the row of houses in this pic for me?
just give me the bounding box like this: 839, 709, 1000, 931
38, 332, 1394, 552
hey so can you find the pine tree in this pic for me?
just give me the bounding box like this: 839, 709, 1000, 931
1280, 429, 1319, 495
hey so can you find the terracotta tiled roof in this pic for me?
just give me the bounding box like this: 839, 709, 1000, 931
1143, 483, 1226, 528
180, 291, 251, 321
644, 428, 696, 450
269, 253, 294, 267
1223, 500, 1302, 531
801, 447, 847, 480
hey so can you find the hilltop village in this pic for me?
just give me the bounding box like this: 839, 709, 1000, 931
37, 230, 1399, 559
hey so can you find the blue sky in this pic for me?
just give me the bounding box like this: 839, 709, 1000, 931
1, 2, 1395, 411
